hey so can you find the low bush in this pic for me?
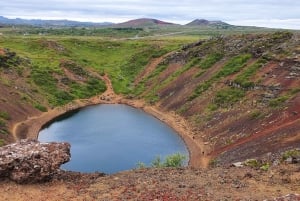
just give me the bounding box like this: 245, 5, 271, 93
0, 139, 4, 146
34, 104, 48, 112
0, 111, 10, 120
281, 149, 300, 161
137, 153, 187, 169
269, 95, 289, 108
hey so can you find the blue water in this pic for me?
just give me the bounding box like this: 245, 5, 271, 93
38, 104, 189, 174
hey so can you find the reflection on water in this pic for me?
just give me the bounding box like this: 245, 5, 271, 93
39, 104, 189, 174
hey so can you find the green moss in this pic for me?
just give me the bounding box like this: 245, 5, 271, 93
281, 149, 300, 161
214, 88, 245, 107
189, 54, 251, 101
0, 139, 4, 147
216, 54, 252, 78
249, 110, 265, 120
0, 111, 10, 120
269, 95, 289, 108
34, 104, 48, 112
199, 53, 223, 69
235, 58, 267, 88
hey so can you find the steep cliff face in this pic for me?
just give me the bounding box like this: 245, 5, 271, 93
134, 32, 300, 164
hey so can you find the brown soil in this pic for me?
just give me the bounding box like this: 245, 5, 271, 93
0, 164, 299, 200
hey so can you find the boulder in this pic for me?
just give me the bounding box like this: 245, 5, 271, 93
0, 139, 70, 183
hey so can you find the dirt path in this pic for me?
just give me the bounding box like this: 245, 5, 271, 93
12, 74, 209, 168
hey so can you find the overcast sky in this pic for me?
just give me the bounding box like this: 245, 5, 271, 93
1, 0, 300, 29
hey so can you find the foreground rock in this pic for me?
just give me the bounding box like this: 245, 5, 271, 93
0, 139, 70, 183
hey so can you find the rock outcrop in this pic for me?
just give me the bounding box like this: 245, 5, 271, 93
0, 139, 70, 183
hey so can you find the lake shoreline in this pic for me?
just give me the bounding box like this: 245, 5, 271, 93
12, 75, 209, 169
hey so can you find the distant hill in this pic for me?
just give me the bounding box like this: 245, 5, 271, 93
186, 19, 230, 26
116, 18, 176, 27
0, 16, 113, 27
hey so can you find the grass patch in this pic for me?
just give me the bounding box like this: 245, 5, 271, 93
244, 159, 270, 171
137, 153, 187, 168
269, 95, 289, 108
0, 139, 4, 146
215, 54, 252, 78
34, 104, 48, 112
189, 54, 251, 100
249, 110, 265, 120
70, 78, 106, 99
0, 111, 10, 120
199, 53, 223, 69
214, 88, 245, 108
281, 149, 300, 161
235, 58, 267, 88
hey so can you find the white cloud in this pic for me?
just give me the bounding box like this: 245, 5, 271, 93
228, 19, 300, 30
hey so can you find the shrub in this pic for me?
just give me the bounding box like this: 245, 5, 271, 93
137, 153, 187, 169
0, 139, 4, 146
260, 163, 270, 171
0, 119, 5, 127
269, 95, 289, 108
163, 153, 187, 167
0, 111, 10, 120
281, 149, 300, 161
249, 110, 264, 120
244, 159, 270, 171
34, 104, 48, 112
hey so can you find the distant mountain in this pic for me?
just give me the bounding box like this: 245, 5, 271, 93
186, 19, 230, 26
116, 18, 176, 27
0, 16, 113, 27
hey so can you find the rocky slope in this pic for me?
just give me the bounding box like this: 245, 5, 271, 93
0, 163, 299, 200
134, 31, 300, 165
0, 31, 299, 200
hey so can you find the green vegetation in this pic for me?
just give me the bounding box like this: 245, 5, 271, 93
0, 35, 187, 106
244, 159, 270, 171
137, 153, 187, 168
0, 113, 9, 137
249, 110, 265, 120
199, 53, 223, 69
0, 139, 4, 146
214, 88, 245, 108
34, 104, 48, 112
0, 111, 10, 120
0, 119, 5, 127
281, 149, 300, 161
189, 54, 251, 100
235, 58, 267, 88
269, 95, 289, 108
216, 54, 252, 77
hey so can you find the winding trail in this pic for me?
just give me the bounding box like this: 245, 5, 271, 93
12, 74, 209, 168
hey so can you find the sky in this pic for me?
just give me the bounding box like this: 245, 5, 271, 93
1, 0, 300, 29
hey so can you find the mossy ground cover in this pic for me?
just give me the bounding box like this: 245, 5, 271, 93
189, 53, 252, 100
0, 35, 191, 106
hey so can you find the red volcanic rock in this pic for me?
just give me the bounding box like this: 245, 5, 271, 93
0, 139, 70, 183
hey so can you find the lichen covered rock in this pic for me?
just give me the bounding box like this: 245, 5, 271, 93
0, 139, 70, 183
